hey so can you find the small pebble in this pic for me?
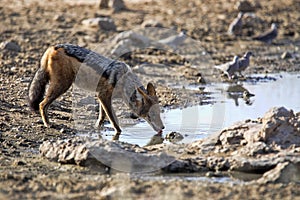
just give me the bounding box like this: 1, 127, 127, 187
141, 19, 163, 28
0, 41, 21, 52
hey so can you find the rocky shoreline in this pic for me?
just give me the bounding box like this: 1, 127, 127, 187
40, 107, 300, 184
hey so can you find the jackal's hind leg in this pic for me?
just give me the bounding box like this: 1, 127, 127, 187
39, 96, 52, 127
95, 101, 106, 128
40, 82, 72, 127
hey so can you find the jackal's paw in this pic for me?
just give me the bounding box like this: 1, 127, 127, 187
95, 120, 104, 129
43, 122, 52, 128
112, 133, 120, 141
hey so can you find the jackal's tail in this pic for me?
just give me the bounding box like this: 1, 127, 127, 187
28, 60, 49, 112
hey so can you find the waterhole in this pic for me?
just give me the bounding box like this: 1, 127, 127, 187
77, 73, 300, 147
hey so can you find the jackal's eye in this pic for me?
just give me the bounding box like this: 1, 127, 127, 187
138, 105, 150, 117
139, 109, 148, 117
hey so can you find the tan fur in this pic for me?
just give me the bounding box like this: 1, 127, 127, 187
38, 47, 80, 127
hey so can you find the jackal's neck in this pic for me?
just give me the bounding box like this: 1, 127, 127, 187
118, 70, 145, 112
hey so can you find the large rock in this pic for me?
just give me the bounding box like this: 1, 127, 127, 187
259, 107, 297, 146
256, 161, 300, 184
81, 17, 116, 31
39, 139, 93, 166
40, 138, 175, 173
218, 107, 300, 149
110, 30, 151, 57
186, 107, 300, 182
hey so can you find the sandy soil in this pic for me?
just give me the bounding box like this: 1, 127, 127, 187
0, 0, 300, 199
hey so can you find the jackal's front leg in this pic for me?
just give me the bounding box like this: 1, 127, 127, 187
98, 98, 122, 135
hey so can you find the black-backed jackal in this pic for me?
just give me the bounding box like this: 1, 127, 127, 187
28, 44, 164, 136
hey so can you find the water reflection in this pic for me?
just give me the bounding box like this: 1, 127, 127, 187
145, 133, 164, 146
225, 84, 255, 106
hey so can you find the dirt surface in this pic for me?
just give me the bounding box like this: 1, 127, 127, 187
1, 0, 300, 199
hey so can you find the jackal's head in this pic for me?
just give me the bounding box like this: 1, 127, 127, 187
135, 83, 165, 133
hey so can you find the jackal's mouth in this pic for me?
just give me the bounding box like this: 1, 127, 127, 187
144, 117, 164, 133
150, 122, 164, 134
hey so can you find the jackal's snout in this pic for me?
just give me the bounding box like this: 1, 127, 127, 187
146, 104, 165, 133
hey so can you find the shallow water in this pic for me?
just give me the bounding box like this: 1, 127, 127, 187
134, 171, 262, 183
79, 73, 300, 146
134, 173, 238, 184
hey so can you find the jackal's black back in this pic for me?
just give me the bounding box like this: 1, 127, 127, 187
55, 44, 130, 86
54, 44, 115, 70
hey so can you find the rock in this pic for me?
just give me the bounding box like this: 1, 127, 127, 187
259, 107, 298, 147
230, 157, 278, 173
165, 131, 184, 143
40, 138, 175, 173
12, 160, 26, 166
158, 31, 187, 49
53, 14, 65, 22
129, 112, 139, 119
132, 65, 146, 74
281, 51, 293, 59
187, 106, 300, 175
162, 159, 204, 173
256, 161, 300, 184
0, 41, 21, 52
39, 139, 92, 165
112, 30, 150, 46
81, 17, 116, 31
110, 31, 151, 56
98, 18, 116, 31
99, 0, 126, 12
77, 96, 96, 106
235, 0, 256, 12
217, 107, 300, 150
205, 171, 224, 177
99, 0, 109, 8
141, 19, 163, 28
111, 0, 126, 12
206, 156, 230, 171
110, 39, 133, 56
81, 18, 100, 28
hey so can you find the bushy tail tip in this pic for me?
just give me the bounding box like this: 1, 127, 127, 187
28, 68, 49, 112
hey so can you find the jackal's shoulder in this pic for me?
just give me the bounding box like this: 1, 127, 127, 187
54, 44, 114, 68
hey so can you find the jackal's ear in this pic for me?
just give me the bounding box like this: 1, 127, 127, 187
146, 82, 156, 96
137, 87, 148, 99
